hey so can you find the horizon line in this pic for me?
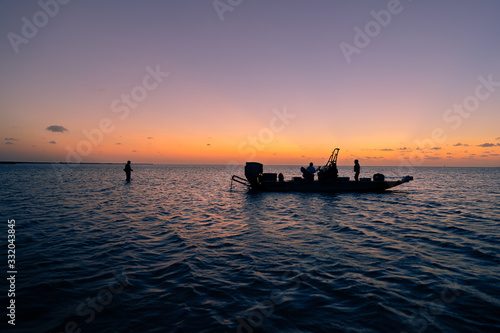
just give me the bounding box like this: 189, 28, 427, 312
1, 161, 498, 168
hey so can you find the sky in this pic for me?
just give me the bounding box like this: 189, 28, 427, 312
1, 0, 499, 167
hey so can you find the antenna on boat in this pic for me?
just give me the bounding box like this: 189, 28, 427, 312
317, 148, 340, 181
324, 148, 340, 168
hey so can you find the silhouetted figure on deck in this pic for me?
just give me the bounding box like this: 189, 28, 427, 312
354, 159, 360, 181
124, 161, 133, 182
302, 162, 316, 181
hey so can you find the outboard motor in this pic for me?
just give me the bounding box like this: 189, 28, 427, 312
245, 162, 263, 188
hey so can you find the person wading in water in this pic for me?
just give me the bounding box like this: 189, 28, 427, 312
124, 160, 133, 182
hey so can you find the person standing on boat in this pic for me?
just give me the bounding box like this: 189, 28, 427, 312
354, 159, 360, 181
124, 160, 133, 182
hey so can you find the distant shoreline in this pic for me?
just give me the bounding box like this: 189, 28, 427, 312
0, 161, 497, 168
0, 161, 154, 165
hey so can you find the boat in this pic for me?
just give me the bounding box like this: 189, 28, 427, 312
231, 148, 413, 192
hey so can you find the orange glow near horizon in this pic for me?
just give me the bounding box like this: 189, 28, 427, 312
2, 121, 499, 167
2, 93, 500, 167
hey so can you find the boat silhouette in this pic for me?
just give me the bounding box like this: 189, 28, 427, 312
232, 148, 413, 192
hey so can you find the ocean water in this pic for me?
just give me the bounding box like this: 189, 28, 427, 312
1, 164, 499, 333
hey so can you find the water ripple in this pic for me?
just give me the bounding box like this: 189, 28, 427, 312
1, 165, 499, 332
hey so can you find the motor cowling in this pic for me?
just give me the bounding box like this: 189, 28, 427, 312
245, 162, 263, 187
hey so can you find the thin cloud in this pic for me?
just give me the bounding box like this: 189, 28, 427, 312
495, 137, 500, 140
477, 143, 496, 147
115, 142, 122, 145
49, 141, 56, 144
46, 125, 68, 133
4, 137, 19, 141
379, 148, 393, 151
147, 137, 154, 139
453, 143, 469, 147
5, 141, 14, 145
431, 147, 441, 150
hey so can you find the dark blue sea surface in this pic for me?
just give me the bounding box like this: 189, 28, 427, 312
1, 164, 499, 332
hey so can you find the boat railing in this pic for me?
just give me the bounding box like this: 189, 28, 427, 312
230, 175, 251, 189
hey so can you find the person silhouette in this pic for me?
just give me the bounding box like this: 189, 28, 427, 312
354, 159, 360, 181
301, 162, 316, 181
307, 162, 316, 178
124, 161, 133, 182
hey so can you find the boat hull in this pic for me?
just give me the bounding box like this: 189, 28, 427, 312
254, 179, 410, 192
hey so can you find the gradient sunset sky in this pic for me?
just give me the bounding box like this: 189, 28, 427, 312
1, 0, 499, 166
